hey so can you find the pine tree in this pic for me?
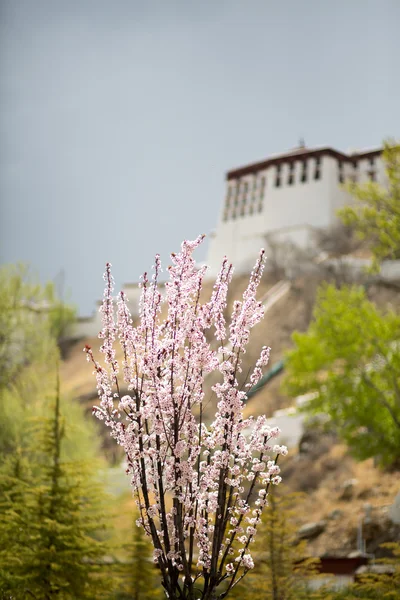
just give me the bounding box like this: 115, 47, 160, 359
0, 374, 112, 599
231, 492, 320, 600
0, 450, 33, 599
112, 508, 162, 600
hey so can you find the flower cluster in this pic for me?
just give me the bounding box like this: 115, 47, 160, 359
85, 236, 286, 600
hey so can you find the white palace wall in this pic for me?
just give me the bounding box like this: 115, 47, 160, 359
206, 148, 385, 276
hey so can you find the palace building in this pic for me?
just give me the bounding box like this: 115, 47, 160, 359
206, 143, 383, 275
72, 142, 389, 339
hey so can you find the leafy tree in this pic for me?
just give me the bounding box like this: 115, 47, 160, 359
0, 264, 75, 455
338, 141, 400, 270
0, 264, 75, 388
284, 284, 400, 466
231, 492, 320, 600
0, 375, 112, 599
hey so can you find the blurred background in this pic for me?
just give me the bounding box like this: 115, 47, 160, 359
1, 0, 398, 313
1, 1, 400, 599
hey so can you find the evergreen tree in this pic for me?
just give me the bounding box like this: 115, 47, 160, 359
231, 493, 320, 600
0, 374, 112, 599
0, 450, 33, 599
112, 508, 162, 600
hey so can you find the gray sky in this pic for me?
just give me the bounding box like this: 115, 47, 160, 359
1, 0, 399, 315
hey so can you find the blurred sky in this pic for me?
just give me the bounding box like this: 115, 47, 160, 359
0, 0, 399, 315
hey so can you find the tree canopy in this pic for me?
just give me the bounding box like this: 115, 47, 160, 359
338, 141, 400, 269
0, 376, 112, 599
284, 284, 400, 466
0, 264, 76, 455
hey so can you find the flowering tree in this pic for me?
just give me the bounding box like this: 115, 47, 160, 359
85, 236, 287, 600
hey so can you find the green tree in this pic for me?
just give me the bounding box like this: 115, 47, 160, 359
231, 493, 320, 600
284, 284, 400, 466
0, 264, 75, 455
338, 141, 400, 270
0, 375, 112, 599
112, 509, 162, 600
0, 264, 75, 388
0, 450, 33, 598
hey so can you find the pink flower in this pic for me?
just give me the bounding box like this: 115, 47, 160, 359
241, 554, 254, 570
86, 236, 286, 598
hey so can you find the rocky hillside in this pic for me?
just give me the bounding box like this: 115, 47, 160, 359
281, 427, 400, 558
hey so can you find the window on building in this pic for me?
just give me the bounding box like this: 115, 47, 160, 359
225, 186, 232, 208
288, 162, 295, 185
275, 165, 281, 187
249, 204, 254, 215
369, 170, 376, 182
350, 160, 358, 183
223, 210, 229, 222
337, 160, 344, 184
314, 157, 321, 180
369, 157, 375, 167
250, 176, 256, 204
260, 175, 266, 198
233, 181, 240, 207
301, 160, 307, 183
257, 176, 266, 212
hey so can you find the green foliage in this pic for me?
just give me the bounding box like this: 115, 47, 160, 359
0, 378, 112, 599
338, 141, 400, 270
321, 542, 400, 599
0, 264, 75, 389
0, 264, 76, 456
351, 542, 400, 599
231, 493, 321, 600
284, 284, 400, 466
0, 450, 33, 598
111, 509, 163, 600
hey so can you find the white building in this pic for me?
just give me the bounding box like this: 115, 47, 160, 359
206, 144, 384, 276
71, 143, 392, 339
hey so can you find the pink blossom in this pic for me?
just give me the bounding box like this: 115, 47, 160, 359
85, 236, 286, 600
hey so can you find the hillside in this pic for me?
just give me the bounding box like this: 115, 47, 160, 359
60, 271, 400, 556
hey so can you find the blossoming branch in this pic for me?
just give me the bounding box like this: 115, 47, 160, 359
85, 235, 287, 600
